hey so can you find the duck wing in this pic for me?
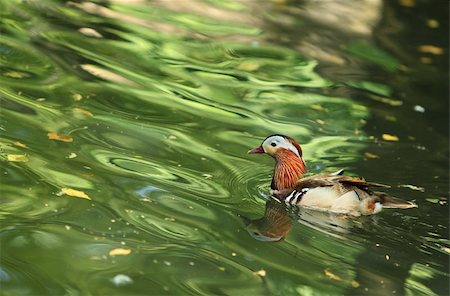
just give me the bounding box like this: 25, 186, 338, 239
296, 173, 390, 190
273, 173, 416, 215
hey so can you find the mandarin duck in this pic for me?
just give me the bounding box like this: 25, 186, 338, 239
248, 134, 417, 216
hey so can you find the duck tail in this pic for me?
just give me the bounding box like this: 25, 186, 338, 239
375, 192, 418, 209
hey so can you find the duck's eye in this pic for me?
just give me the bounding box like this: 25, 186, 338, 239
271, 142, 277, 147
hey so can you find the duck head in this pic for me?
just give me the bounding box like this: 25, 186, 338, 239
248, 134, 307, 191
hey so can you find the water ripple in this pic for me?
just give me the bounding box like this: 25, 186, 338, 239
1, 0, 447, 295
90, 149, 230, 201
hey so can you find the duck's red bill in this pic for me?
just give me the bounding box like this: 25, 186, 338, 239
248, 146, 264, 154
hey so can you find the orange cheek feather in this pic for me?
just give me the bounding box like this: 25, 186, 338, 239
273, 149, 307, 190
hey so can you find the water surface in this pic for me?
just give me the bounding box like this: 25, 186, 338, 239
1, 0, 448, 295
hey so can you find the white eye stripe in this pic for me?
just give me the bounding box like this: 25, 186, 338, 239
262, 136, 300, 157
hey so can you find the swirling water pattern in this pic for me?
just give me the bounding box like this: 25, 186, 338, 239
1, 0, 448, 295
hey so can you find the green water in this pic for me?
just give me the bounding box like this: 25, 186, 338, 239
1, 0, 448, 295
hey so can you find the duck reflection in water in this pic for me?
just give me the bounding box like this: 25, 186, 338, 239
244, 198, 364, 242
244, 199, 294, 242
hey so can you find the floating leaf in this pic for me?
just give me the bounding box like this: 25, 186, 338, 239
73, 108, 93, 116
253, 269, 266, 277
7, 154, 28, 162
399, 0, 415, 7
311, 104, 326, 111
413, 105, 425, 113
236, 61, 260, 71
81, 64, 137, 86
14, 141, 27, 148
109, 248, 132, 256
364, 152, 379, 159
425, 198, 439, 204
72, 93, 83, 101
441, 247, 450, 254
351, 280, 360, 288
382, 134, 399, 141
385, 115, 397, 122
202, 173, 213, 179
78, 27, 103, 38
324, 269, 342, 281
418, 45, 444, 55
368, 94, 403, 106
111, 274, 133, 287
3, 71, 29, 78
59, 188, 91, 200
398, 184, 425, 192
48, 132, 73, 142
68, 153, 77, 159
316, 119, 325, 125
426, 19, 439, 29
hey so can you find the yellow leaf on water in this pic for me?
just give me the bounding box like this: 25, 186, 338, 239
382, 134, 399, 141
253, 269, 266, 277
7, 154, 28, 162
72, 93, 83, 101
48, 132, 73, 142
351, 280, 360, 288
385, 115, 397, 122
316, 119, 325, 125
14, 141, 27, 148
426, 19, 439, 29
59, 188, 91, 200
368, 94, 403, 106
441, 247, 450, 254
68, 153, 77, 159
78, 27, 103, 38
73, 108, 93, 116
364, 152, 379, 159
109, 248, 132, 256
324, 269, 342, 281
3, 71, 29, 78
81, 64, 137, 86
398, 184, 425, 192
418, 45, 444, 55
236, 61, 260, 71
311, 104, 326, 111
399, 0, 415, 7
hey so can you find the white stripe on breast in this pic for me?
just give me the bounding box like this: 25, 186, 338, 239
285, 191, 296, 203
